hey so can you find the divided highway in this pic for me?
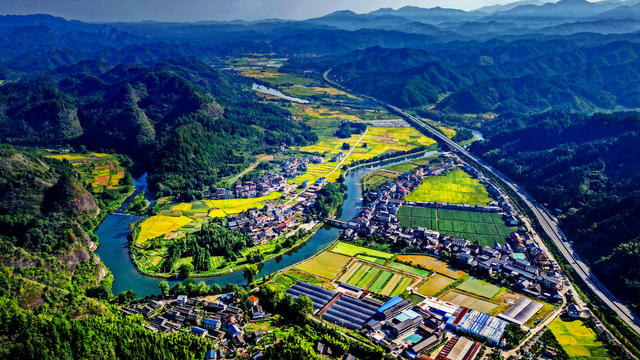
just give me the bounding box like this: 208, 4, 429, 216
322, 68, 640, 335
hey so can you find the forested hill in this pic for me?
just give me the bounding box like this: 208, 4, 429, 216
327, 40, 640, 113
471, 111, 640, 309
0, 59, 317, 198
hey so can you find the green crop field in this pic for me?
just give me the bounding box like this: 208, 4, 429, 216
416, 274, 456, 296
296, 251, 351, 279
405, 168, 493, 205
357, 255, 387, 265
389, 262, 429, 276
391, 277, 414, 297
456, 278, 501, 298
346, 263, 372, 285
548, 318, 610, 359
396, 254, 465, 279
398, 206, 516, 246
331, 241, 394, 259
357, 268, 381, 288
370, 271, 393, 292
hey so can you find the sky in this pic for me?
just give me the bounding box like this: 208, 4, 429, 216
0, 0, 535, 22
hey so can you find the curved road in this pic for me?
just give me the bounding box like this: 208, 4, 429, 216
323, 69, 640, 335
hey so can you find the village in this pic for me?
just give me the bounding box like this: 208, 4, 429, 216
337, 154, 566, 304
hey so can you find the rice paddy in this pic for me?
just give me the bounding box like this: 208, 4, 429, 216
398, 206, 515, 247
396, 254, 466, 279
405, 168, 492, 205
439, 290, 498, 313
295, 251, 352, 280
416, 274, 456, 296
548, 318, 610, 359
330, 241, 394, 259
136, 215, 194, 244
204, 192, 283, 218
456, 277, 501, 298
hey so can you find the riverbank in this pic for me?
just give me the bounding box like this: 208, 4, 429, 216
129, 221, 326, 279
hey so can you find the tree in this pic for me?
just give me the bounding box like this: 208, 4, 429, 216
362, 142, 368, 148
158, 280, 170, 297
243, 264, 259, 284
178, 263, 193, 279
341, 142, 350, 150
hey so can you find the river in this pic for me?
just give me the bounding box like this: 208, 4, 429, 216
251, 83, 309, 104
95, 151, 439, 297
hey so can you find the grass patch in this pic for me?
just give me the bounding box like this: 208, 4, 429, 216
405, 168, 492, 205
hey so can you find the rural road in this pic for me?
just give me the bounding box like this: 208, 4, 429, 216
322, 68, 640, 336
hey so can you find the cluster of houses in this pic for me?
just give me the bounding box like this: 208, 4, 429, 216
339, 155, 565, 303
226, 197, 317, 244
205, 157, 317, 200
123, 293, 272, 359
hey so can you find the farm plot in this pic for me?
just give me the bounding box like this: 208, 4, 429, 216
548, 318, 610, 359
416, 274, 456, 296
456, 278, 501, 298
136, 215, 193, 244
389, 262, 429, 276
331, 242, 393, 259
356, 268, 382, 289
396, 254, 465, 279
345, 263, 372, 286
296, 251, 351, 280
398, 206, 515, 247
439, 290, 498, 313
204, 192, 283, 218
369, 271, 394, 292
405, 168, 492, 205
379, 273, 414, 297
357, 255, 387, 265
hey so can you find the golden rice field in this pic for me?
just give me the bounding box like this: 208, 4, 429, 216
136, 215, 193, 244
292, 104, 362, 122
291, 127, 436, 185
405, 168, 493, 205
295, 251, 351, 280
548, 318, 610, 359
204, 191, 283, 218
416, 274, 456, 296
424, 118, 456, 139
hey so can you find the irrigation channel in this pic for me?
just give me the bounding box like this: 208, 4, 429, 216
95, 151, 440, 297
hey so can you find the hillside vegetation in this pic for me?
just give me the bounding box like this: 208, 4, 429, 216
0, 59, 317, 198
472, 111, 640, 309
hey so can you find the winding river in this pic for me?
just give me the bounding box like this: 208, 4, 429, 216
95, 151, 439, 297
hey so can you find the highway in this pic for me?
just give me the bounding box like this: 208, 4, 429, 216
322, 68, 640, 336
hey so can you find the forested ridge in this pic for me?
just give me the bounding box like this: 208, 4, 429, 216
0, 59, 317, 198
327, 41, 640, 113
472, 111, 640, 309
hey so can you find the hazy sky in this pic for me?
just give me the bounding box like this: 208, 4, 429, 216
0, 0, 532, 22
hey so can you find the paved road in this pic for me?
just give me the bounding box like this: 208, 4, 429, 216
322, 68, 640, 335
